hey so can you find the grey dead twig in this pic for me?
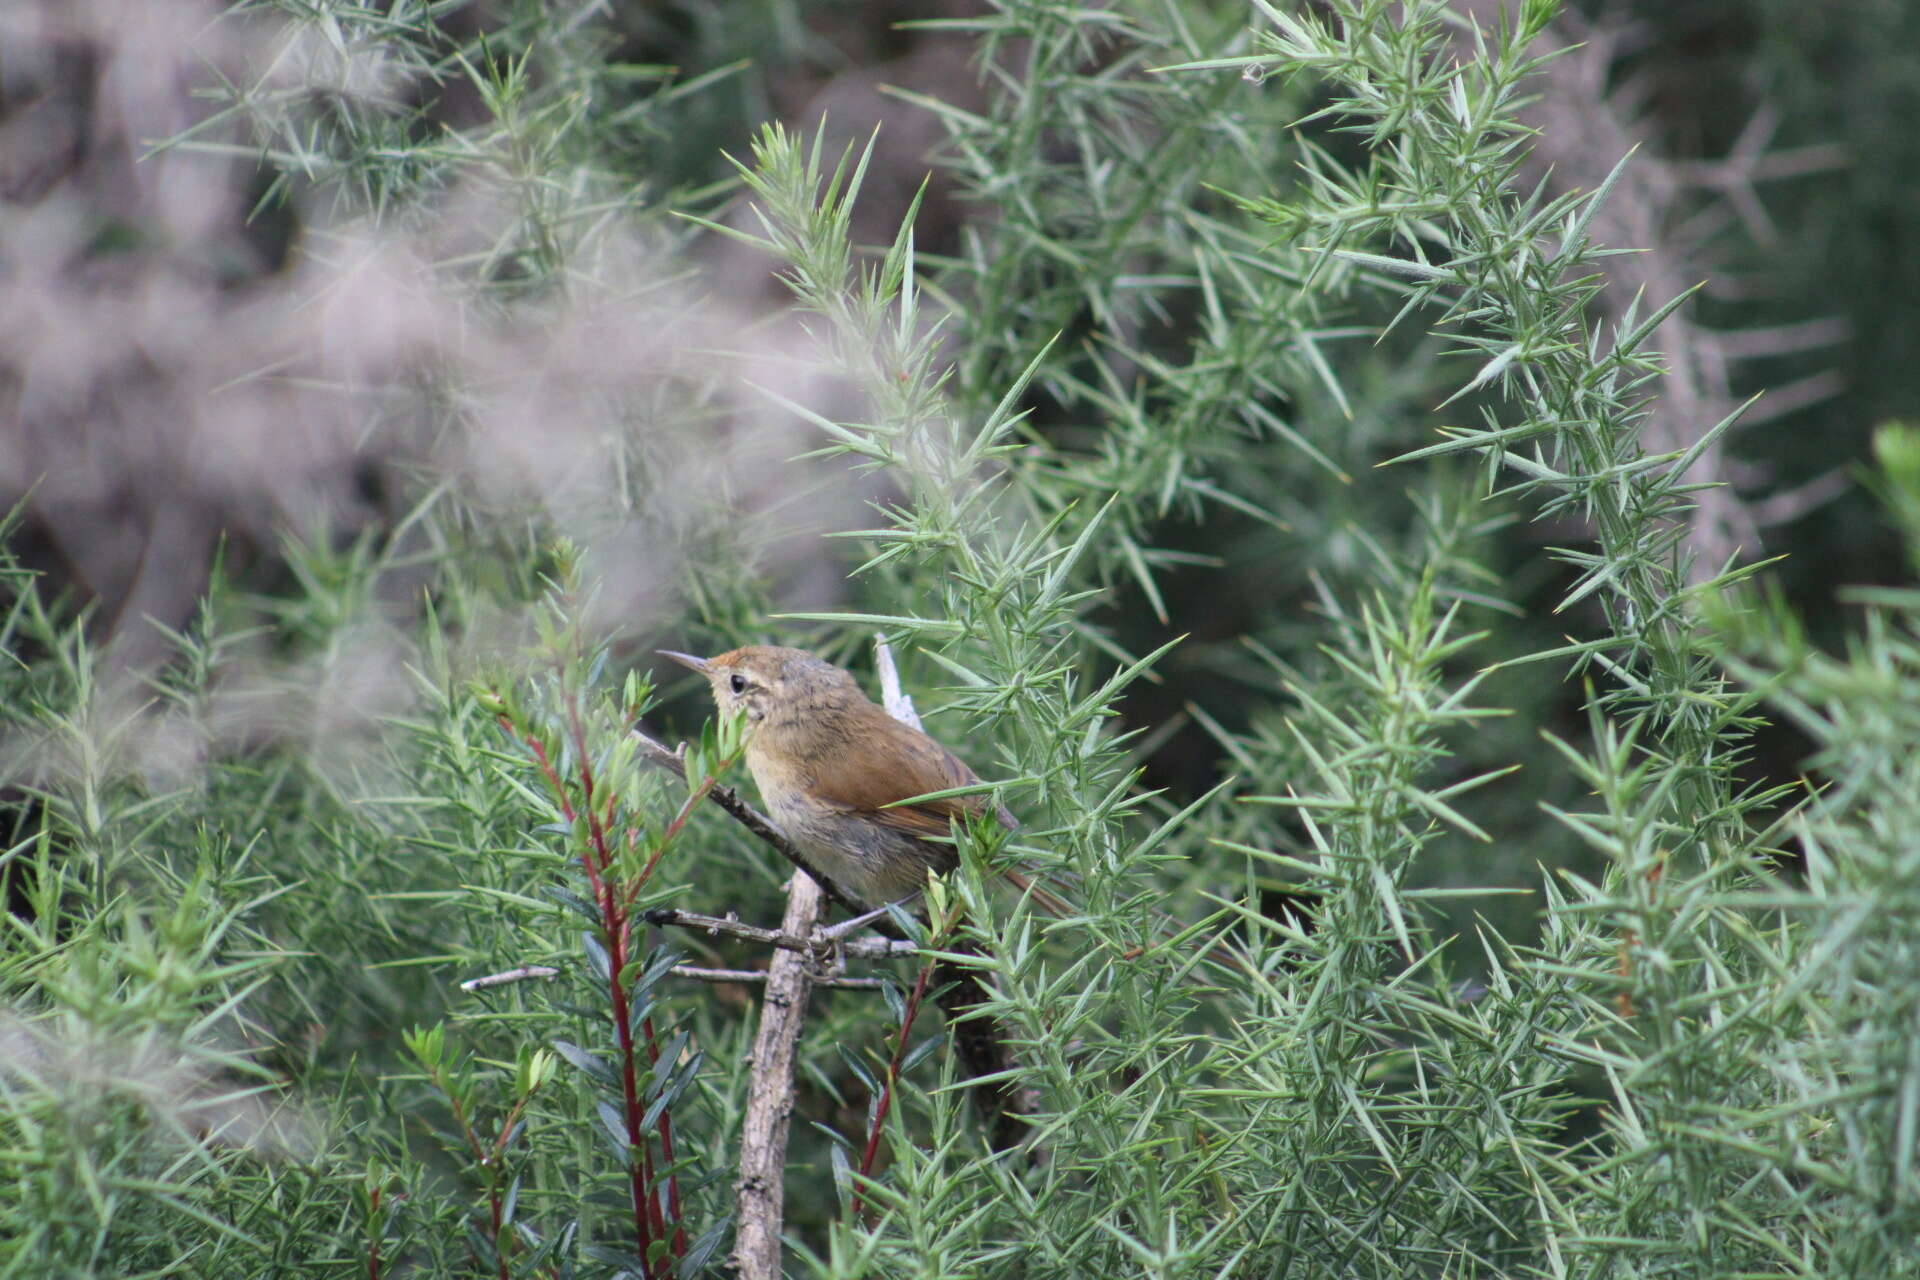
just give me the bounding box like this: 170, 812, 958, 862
644, 907, 917, 959
670, 964, 888, 990
730, 870, 824, 1280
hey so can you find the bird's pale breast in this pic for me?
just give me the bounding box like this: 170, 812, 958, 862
759, 784, 953, 908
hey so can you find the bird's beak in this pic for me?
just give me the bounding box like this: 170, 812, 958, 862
656, 650, 711, 675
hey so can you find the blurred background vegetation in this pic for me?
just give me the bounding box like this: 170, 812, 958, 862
6, 0, 1916, 904
2, 0, 1918, 1275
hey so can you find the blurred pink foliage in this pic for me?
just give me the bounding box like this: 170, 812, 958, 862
0, 0, 898, 785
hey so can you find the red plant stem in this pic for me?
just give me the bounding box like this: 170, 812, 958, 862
631, 773, 736, 1256
640, 1011, 688, 1255
367, 1188, 381, 1280
552, 694, 665, 1275
487, 1182, 508, 1280
512, 694, 748, 1271
601, 856, 659, 1273
491, 1096, 529, 1162
624, 932, 670, 1249
567, 692, 596, 813
511, 723, 576, 823
436, 1060, 516, 1280
486, 1098, 534, 1276
577, 767, 616, 885
637, 1117, 663, 1241
850, 960, 935, 1219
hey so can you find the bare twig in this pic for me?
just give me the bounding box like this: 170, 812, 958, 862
671, 965, 888, 990
645, 907, 919, 959
1748, 467, 1854, 528
458, 966, 560, 992
732, 872, 824, 1280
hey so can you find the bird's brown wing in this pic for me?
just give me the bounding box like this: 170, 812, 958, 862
805, 713, 1016, 840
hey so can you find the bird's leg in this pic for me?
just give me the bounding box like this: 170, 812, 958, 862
815, 891, 927, 942
803, 918, 850, 980
814, 902, 895, 942
809, 893, 927, 974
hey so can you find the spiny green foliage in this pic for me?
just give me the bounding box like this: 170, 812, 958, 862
4, 1, 1919, 1278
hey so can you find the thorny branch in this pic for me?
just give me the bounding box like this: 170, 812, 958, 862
1453, 1, 1850, 580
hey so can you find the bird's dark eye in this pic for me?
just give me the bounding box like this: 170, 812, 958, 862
729, 673, 748, 695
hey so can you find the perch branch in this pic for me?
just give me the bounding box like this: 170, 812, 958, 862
644, 907, 918, 959
732, 871, 824, 1280
671, 964, 887, 990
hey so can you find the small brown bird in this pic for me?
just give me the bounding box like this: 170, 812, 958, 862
661, 644, 1241, 1151
657, 645, 1019, 909
662, 644, 1040, 1149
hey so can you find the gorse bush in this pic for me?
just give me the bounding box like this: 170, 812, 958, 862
3, 0, 1918, 1277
